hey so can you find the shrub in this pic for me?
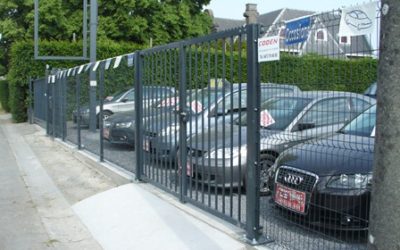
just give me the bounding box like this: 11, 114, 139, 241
0, 80, 10, 112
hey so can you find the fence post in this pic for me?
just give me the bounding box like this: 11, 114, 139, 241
178, 43, 188, 202
99, 62, 105, 162
52, 73, 56, 139
45, 68, 50, 135
245, 23, 266, 245
28, 77, 33, 124
62, 73, 67, 141
134, 52, 143, 180
76, 73, 82, 149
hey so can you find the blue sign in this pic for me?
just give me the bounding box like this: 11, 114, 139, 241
285, 17, 311, 45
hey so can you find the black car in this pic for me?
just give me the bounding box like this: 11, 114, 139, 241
103, 95, 179, 146
269, 104, 376, 230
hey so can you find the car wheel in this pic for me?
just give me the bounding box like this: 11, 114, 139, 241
96, 110, 113, 128
259, 153, 277, 196
102, 110, 113, 120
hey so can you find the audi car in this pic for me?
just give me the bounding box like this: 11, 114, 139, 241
143, 83, 301, 163
269, 104, 376, 230
184, 91, 375, 192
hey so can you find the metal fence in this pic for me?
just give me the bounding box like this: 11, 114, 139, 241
30, 7, 379, 250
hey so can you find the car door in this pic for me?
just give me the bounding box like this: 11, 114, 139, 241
291, 97, 352, 141
207, 90, 247, 129
111, 89, 135, 113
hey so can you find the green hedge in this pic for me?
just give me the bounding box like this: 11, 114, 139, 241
0, 80, 10, 112
8, 40, 377, 123
8, 40, 145, 122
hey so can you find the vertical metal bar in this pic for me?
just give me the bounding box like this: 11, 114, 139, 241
99, 62, 105, 162
135, 53, 143, 180
179, 43, 188, 202
46, 69, 50, 135
82, 0, 88, 58
76, 74, 82, 149
28, 77, 33, 124
34, 0, 39, 58
89, 0, 98, 132
62, 75, 67, 140
52, 74, 56, 138
245, 23, 263, 244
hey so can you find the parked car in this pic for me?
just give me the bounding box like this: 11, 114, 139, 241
185, 91, 375, 192
143, 83, 301, 163
103, 95, 180, 146
73, 86, 176, 127
364, 82, 377, 98
268, 104, 376, 230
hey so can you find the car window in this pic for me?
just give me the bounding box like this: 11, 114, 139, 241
299, 98, 351, 127
123, 90, 135, 101
237, 97, 311, 130
216, 91, 247, 114
214, 87, 297, 115
341, 105, 376, 137
352, 98, 371, 114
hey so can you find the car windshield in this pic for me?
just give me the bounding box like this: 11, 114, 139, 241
238, 97, 312, 130
340, 105, 376, 137
183, 88, 226, 114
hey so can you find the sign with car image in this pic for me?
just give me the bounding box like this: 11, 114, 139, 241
338, 2, 377, 36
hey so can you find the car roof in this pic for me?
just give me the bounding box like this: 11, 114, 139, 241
274, 90, 377, 103
216, 82, 301, 91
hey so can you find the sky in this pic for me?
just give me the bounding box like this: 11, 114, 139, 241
204, 0, 369, 19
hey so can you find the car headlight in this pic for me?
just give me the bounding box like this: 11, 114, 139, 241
160, 124, 179, 136
115, 122, 132, 128
104, 120, 112, 128
207, 146, 247, 160
326, 173, 372, 189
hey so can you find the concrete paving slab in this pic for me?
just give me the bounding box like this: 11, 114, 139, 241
0, 119, 102, 250
73, 184, 247, 250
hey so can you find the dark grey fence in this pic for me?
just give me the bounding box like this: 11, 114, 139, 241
30, 7, 379, 249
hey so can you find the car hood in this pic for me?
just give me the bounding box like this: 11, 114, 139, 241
144, 112, 180, 133
187, 125, 248, 151
277, 133, 374, 177
107, 111, 135, 123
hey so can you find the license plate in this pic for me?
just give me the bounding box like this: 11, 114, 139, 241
274, 184, 306, 214
143, 139, 150, 151
103, 128, 109, 139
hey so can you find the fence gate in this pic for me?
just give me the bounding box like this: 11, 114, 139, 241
32, 77, 47, 127
136, 25, 264, 230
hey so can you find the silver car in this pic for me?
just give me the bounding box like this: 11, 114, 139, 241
185, 91, 376, 193
74, 86, 176, 127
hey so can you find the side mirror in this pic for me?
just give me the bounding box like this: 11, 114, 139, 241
297, 122, 315, 131
120, 98, 129, 103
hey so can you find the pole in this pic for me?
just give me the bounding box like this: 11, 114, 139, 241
245, 23, 263, 244
88, 0, 98, 132
368, 1, 400, 249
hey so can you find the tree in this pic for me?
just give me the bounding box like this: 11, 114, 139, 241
0, 0, 212, 74
368, 1, 400, 249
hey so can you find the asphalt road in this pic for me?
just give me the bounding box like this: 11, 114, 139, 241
65, 123, 367, 250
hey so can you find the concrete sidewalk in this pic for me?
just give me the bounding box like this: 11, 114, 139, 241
0, 114, 255, 250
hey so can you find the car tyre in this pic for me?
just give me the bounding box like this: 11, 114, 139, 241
97, 110, 113, 128
259, 153, 277, 196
